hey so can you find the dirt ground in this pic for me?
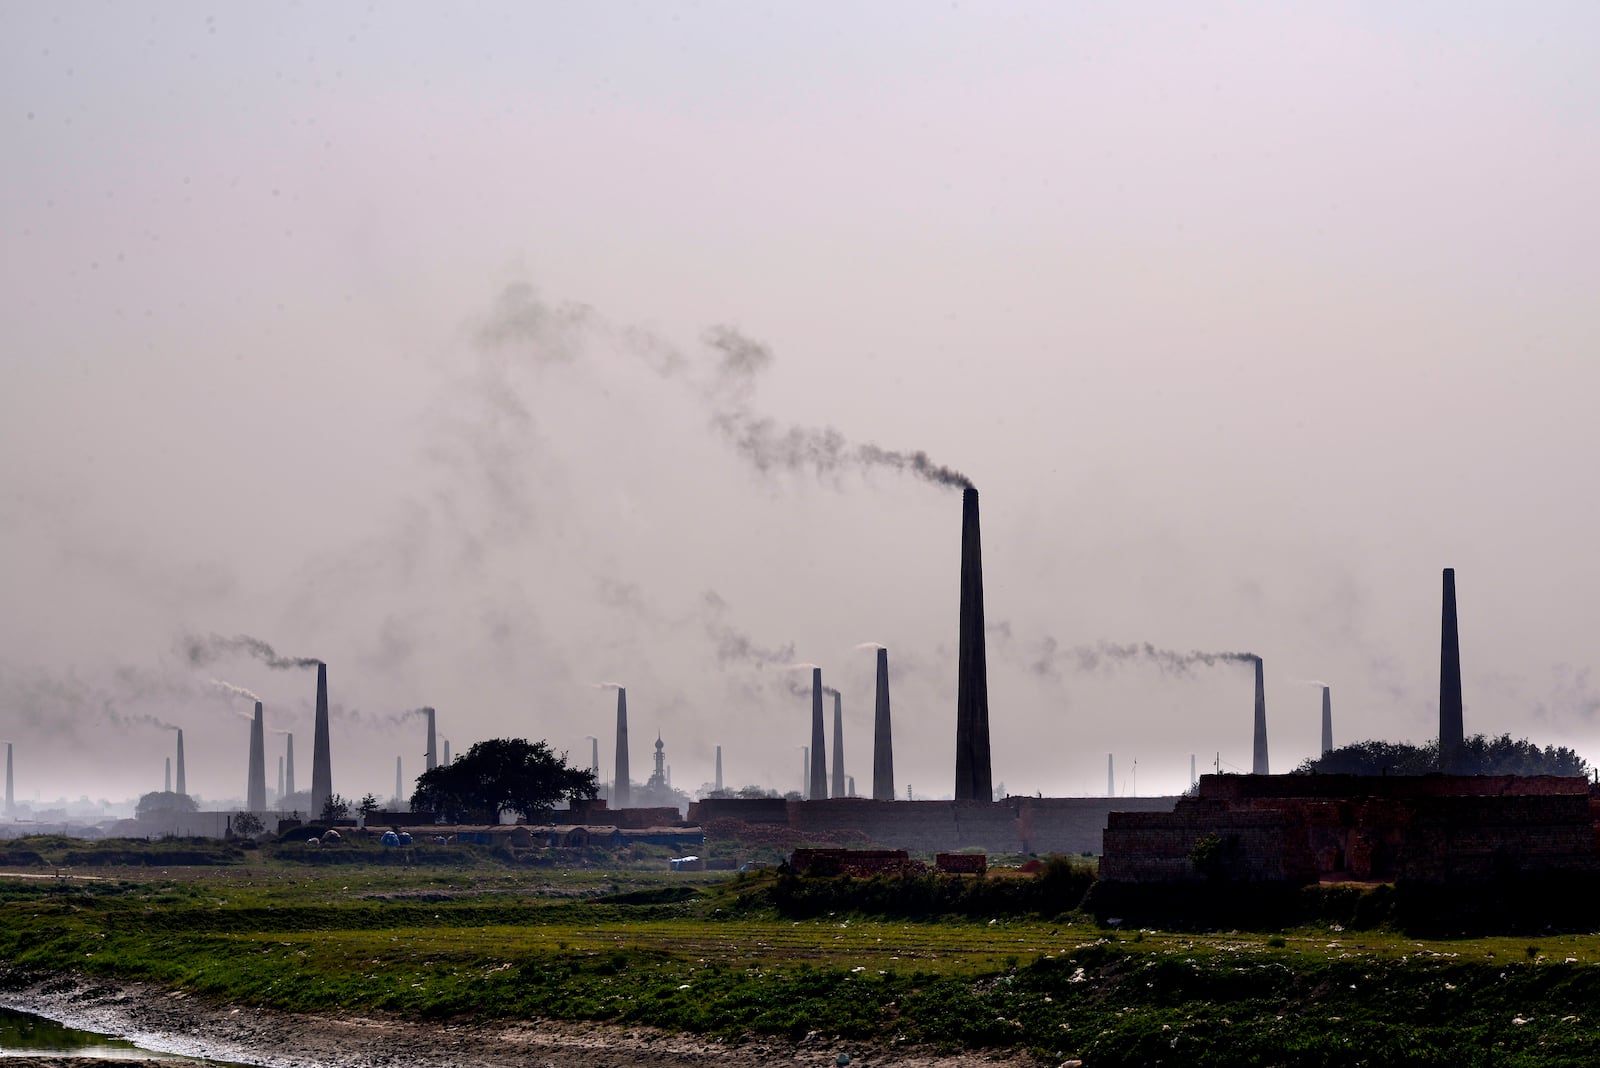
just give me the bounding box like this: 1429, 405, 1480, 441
0, 972, 1046, 1068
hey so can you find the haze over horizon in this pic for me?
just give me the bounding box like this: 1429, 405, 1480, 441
4, 3, 1599, 808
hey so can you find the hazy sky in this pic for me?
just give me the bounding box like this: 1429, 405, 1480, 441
3, 3, 1599, 807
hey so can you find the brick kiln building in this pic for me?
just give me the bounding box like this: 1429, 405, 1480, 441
1101, 773, 1600, 885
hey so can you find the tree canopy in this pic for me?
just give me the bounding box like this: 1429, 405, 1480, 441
1294, 733, 1588, 777
135, 791, 199, 819
410, 737, 597, 823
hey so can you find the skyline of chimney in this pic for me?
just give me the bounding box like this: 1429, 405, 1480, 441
424, 707, 437, 772
613, 686, 631, 807
714, 744, 722, 792
1252, 656, 1269, 774
809, 667, 828, 801
954, 486, 993, 802
310, 662, 332, 818
175, 728, 186, 797
872, 647, 895, 801
830, 690, 845, 800
1440, 567, 1465, 772
284, 733, 294, 798
1321, 686, 1333, 756
247, 701, 267, 812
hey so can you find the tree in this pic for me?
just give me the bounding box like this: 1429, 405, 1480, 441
320, 793, 351, 822
358, 793, 382, 821
136, 791, 199, 820
232, 811, 264, 837
1294, 734, 1588, 777
410, 738, 597, 823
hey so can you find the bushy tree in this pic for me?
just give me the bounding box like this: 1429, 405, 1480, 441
232, 811, 264, 837
410, 738, 597, 823
1295, 733, 1588, 777
358, 793, 382, 821
135, 791, 199, 819
320, 793, 351, 822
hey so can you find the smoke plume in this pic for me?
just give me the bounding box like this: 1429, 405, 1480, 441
990, 626, 1257, 681
710, 411, 972, 490
593, 681, 625, 691
183, 634, 320, 671
209, 679, 261, 703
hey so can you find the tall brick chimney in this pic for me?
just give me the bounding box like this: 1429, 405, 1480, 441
613, 687, 631, 807
247, 702, 267, 812
424, 707, 437, 772
1321, 686, 1333, 756
278, 756, 284, 804
394, 756, 402, 804
1107, 753, 1114, 797
1439, 567, 1464, 772
164, 757, 171, 794
830, 690, 845, 799
714, 744, 723, 792
284, 733, 295, 798
954, 486, 993, 801
872, 648, 895, 800
310, 662, 332, 818
5, 741, 12, 813
1251, 657, 1269, 775
810, 668, 828, 800
175, 729, 187, 797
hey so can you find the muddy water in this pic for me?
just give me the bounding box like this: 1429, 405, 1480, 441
0, 1006, 237, 1063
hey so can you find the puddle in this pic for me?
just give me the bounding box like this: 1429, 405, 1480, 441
0, 1006, 245, 1062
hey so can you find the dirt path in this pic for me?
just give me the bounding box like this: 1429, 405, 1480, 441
0, 972, 1045, 1068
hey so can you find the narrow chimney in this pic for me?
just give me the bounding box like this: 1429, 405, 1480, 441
954, 486, 993, 801
872, 647, 895, 800
613, 687, 631, 807
590, 737, 599, 777
809, 668, 828, 800
424, 708, 437, 772
847, 774, 856, 798
1107, 753, 1114, 797
443, 739, 450, 765
310, 662, 332, 818
1251, 657, 1269, 775
277, 756, 284, 803
395, 756, 402, 804
1439, 567, 1464, 772
5, 742, 11, 813
1190, 753, 1197, 789
164, 756, 171, 794
714, 745, 723, 792
284, 733, 295, 798
801, 746, 810, 797
830, 690, 845, 799
175, 729, 187, 797
1321, 686, 1333, 756
247, 702, 267, 812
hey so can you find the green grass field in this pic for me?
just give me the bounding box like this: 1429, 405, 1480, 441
2, 838, 1600, 1066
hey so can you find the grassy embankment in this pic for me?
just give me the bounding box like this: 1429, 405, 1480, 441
2, 836, 1600, 1066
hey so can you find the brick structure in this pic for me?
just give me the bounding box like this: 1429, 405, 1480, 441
935, 852, 988, 875
1102, 774, 1600, 886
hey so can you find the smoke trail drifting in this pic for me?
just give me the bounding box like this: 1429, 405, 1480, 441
710, 411, 973, 490
183, 634, 320, 670
855, 641, 887, 651
992, 627, 1257, 680
593, 681, 625, 691
209, 679, 261, 703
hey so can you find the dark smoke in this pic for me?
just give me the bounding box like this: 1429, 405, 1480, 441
710, 410, 973, 490
989, 626, 1257, 681
702, 591, 797, 671
183, 634, 321, 671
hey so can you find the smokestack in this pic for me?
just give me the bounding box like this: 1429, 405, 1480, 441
247, 702, 267, 812
1321, 686, 1333, 756
872, 648, 895, 801
285, 733, 295, 798
590, 737, 599, 777
715, 745, 723, 792
809, 668, 827, 800
1439, 567, 1464, 772
830, 691, 845, 799
5, 742, 11, 813
395, 756, 402, 804
801, 747, 810, 797
1107, 754, 1114, 798
277, 756, 284, 803
311, 662, 332, 819
424, 708, 437, 772
954, 486, 993, 802
847, 774, 856, 798
164, 757, 171, 794
1251, 657, 1269, 775
444, 739, 450, 765
175, 729, 186, 797
613, 687, 631, 807
1190, 753, 1197, 789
